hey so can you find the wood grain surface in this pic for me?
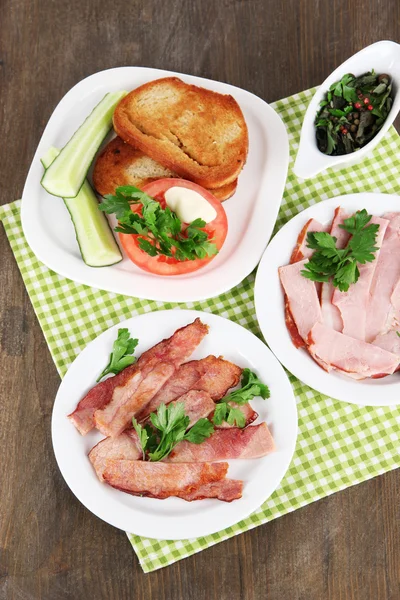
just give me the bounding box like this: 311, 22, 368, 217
1, 0, 399, 598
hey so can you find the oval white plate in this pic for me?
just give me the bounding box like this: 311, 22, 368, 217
21, 67, 289, 303
294, 40, 400, 179
255, 193, 400, 406
52, 309, 297, 540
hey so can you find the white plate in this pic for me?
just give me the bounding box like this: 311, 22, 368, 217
255, 193, 400, 406
51, 309, 297, 540
21, 67, 289, 302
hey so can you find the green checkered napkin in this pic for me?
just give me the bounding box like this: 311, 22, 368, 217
1, 88, 400, 573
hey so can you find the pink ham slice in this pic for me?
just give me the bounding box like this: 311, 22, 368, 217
332, 216, 389, 341
321, 207, 351, 331
279, 259, 322, 343
89, 430, 142, 481
166, 422, 275, 463
373, 330, 400, 359
93, 319, 209, 437
365, 213, 400, 342
290, 218, 327, 263
137, 356, 242, 421
103, 459, 242, 501
307, 322, 399, 378
69, 318, 209, 435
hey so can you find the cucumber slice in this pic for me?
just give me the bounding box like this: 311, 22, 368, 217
41, 147, 122, 267
41, 91, 127, 198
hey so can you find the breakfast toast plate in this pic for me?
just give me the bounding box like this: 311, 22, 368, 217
51, 309, 297, 540
21, 67, 289, 302
255, 193, 400, 406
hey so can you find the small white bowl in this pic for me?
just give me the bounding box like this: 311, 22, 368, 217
293, 40, 400, 180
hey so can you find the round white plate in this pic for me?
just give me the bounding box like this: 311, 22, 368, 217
52, 309, 297, 540
21, 67, 289, 303
255, 193, 400, 406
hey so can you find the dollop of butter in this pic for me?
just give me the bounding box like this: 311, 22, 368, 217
164, 186, 217, 224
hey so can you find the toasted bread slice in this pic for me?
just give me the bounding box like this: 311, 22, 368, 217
113, 77, 248, 189
93, 137, 237, 201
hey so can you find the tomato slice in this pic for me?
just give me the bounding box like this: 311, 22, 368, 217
119, 179, 228, 276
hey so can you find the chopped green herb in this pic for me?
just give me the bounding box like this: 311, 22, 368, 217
133, 402, 215, 462
96, 328, 138, 381
99, 185, 218, 262
301, 209, 379, 292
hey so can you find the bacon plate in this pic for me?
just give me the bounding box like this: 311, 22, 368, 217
68, 319, 208, 435
89, 430, 142, 481
137, 356, 242, 421
167, 422, 275, 462
103, 459, 233, 500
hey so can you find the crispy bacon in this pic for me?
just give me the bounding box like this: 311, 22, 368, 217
91, 319, 208, 437
103, 460, 231, 500
167, 422, 275, 462
68, 318, 208, 435
179, 479, 243, 502
137, 356, 242, 421
89, 431, 142, 481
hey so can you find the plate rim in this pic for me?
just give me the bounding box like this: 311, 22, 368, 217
51, 308, 298, 540
255, 192, 400, 407
21, 66, 289, 303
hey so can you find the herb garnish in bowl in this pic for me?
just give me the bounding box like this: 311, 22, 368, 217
315, 71, 393, 155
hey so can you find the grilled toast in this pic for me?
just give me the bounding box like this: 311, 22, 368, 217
113, 77, 248, 189
93, 137, 237, 201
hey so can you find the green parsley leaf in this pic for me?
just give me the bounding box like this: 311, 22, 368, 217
132, 417, 148, 460
226, 406, 246, 428
397, 331, 400, 338
185, 418, 215, 443
222, 368, 270, 405
99, 185, 218, 262
302, 210, 380, 292
96, 328, 138, 381
145, 402, 215, 462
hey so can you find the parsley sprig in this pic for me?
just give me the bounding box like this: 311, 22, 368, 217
132, 402, 214, 462
301, 209, 380, 292
213, 369, 270, 428
96, 328, 138, 382
99, 185, 218, 261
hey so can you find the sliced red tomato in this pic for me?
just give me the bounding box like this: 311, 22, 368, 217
119, 178, 228, 276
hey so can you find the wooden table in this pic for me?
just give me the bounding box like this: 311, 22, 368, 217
1, 1, 399, 598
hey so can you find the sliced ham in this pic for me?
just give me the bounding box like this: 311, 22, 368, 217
166, 422, 275, 463
307, 322, 399, 378
365, 213, 400, 342
332, 216, 389, 341
214, 402, 258, 428
321, 207, 351, 331
290, 218, 327, 263
89, 431, 141, 481
69, 318, 208, 435
372, 330, 400, 358
137, 356, 242, 421
103, 459, 233, 500
279, 259, 322, 343
93, 319, 209, 437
